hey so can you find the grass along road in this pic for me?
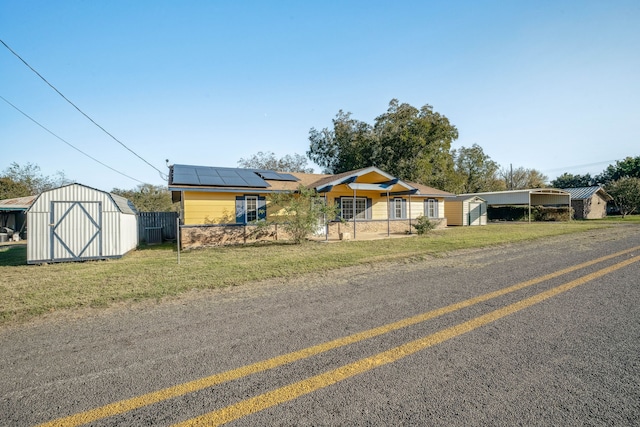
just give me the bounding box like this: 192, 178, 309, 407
0, 221, 628, 326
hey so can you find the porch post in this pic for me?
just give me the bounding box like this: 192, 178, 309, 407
387, 190, 390, 237
408, 194, 412, 234
324, 193, 328, 241
353, 188, 357, 239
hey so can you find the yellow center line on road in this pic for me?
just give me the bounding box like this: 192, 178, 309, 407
175, 254, 640, 427
37, 246, 640, 427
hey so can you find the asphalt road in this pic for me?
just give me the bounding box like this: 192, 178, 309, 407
1, 225, 639, 426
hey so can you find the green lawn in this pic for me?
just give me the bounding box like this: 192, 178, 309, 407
0, 221, 619, 325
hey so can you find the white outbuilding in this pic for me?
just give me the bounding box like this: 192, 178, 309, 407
27, 183, 138, 264
445, 195, 487, 226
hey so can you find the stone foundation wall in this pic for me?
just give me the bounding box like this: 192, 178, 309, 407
180, 224, 291, 249
326, 218, 447, 237
180, 219, 448, 248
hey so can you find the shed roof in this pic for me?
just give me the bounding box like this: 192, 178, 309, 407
562, 186, 613, 201
27, 183, 137, 215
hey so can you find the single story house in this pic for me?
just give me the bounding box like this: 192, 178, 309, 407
168, 164, 454, 247
445, 195, 487, 226
459, 188, 572, 222
562, 186, 612, 219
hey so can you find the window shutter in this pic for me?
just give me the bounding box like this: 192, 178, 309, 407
366, 198, 372, 219
258, 196, 267, 220
402, 199, 407, 219
434, 200, 439, 218
334, 198, 341, 220
235, 196, 245, 224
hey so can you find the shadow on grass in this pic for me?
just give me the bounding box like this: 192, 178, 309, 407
0, 245, 27, 266
136, 242, 178, 251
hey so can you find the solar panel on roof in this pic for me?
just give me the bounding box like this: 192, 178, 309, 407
276, 173, 299, 181
222, 176, 249, 186
217, 169, 240, 177
195, 168, 220, 177
172, 165, 272, 187
172, 173, 199, 185
256, 171, 299, 181
198, 176, 226, 186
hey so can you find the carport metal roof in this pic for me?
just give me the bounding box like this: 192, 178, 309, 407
459, 189, 571, 223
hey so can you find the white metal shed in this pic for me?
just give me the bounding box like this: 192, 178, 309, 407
27, 183, 138, 264
445, 195, 487, 226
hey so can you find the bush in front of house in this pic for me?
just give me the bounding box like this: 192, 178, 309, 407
413, 215, 435, 235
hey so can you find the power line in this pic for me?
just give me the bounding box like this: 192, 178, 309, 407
0, 94, 147, 185
0, 38, 167, 180
542, 160, 619, 174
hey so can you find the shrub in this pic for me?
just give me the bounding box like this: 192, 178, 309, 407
413, 215, 435, 235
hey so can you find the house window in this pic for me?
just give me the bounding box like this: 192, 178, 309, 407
394, 198, 404, 219
341, 197, 367, 220
246, 196, 258, 222
236, 195, 266, 224
426, 199, 439, 218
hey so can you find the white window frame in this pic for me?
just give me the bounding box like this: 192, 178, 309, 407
394, 198, 403, 219
341, 197, 367, 220
246, 196, 258, 222
427, 199, 438, 218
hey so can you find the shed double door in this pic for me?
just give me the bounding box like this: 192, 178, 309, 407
50, 201, 102, 261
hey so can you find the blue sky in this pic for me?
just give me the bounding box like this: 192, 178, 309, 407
1, 1, 638, 191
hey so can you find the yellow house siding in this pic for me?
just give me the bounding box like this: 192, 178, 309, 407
183, 192, 236, 225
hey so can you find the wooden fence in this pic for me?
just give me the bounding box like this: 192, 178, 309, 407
138, 212, 179, 243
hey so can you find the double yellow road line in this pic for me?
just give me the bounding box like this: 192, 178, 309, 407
39, 246, 640, 427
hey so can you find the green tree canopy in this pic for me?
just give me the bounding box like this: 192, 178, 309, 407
452, 144, 504, 193
111, 184, 178, 212
550, 172, 595, 188
0, 162, 71, 198
238, 151, 314, 173
307, 99, 458, 189
606, 177, 640, 218
596, 156, 640, 185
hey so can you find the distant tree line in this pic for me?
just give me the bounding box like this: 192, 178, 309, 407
2, 99, 639, 216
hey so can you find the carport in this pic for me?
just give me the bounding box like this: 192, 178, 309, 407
460, 189, 571, 222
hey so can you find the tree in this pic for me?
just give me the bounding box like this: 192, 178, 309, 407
0, 177, 31, 199
550, 173, 594, 188
238, 151, 315, 173
500, 167, 548, 189
596, 156, 640, 185
307, 99, 459, 189
0, 162, 71, 198
606, 177, 640, 218
307, 110, 374, 174
263, 185, 338, 244
452, 144, 504, 193
111, 184, 178, 212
